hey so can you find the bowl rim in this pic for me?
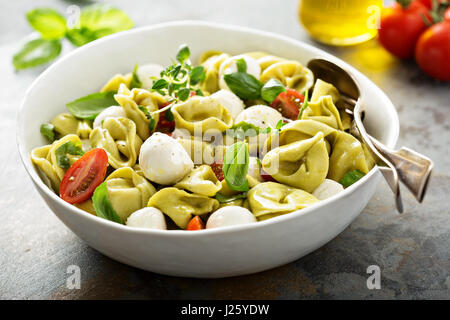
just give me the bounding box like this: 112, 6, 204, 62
17, 20, 399, 237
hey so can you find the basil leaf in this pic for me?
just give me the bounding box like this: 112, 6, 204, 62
223, 72, 263, 100
12, 38, 61, 70
176, 44, 190, 63
40, 123, 55, 143
66, 91, 116, 120
26, 8, 66, 39
227, 121, 271, 140
215, 192, 248, 203
138, 106, 157, 131
339, 170, 365, 188
261, 79, 286, 103
78, 4, 133, 37
65, 27, 98, 47
152, 78, 168, 90
236, 58, 247, 73
92, 182, 123, 224
195, 89, 204, 96
223, 141, 249, 191
165, 107, 174, 122
148, 117, 157, 131
55, 141, 84, 170
130, 64, 142, 89
176, 88, 191, 101
190, 66, 205, 85
275, 119, 286, 130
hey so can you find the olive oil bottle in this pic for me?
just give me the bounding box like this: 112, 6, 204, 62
299, 0, 383, 46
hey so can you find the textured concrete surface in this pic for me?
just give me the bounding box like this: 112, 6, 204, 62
0, 0, 449, 299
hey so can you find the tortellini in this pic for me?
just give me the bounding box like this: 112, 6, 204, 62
248, 182, 319, 220
260, 60, 314, 93
200, 51, 230, 94
90, 117, 142, 169
100, 73, 132, 92
176, 137, 215, 165
171, 96, 233, 134
300, 79, 343, 130
174, 165, 222, 196
147, 188, 219, 229
31, 134, 84, 192
262, 132, 329, 193
105, 167, 156, 222
114, 84, 165, 140
51, 113, 92, 139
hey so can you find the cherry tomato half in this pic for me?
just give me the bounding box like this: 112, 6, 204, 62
187, 216, 205, 230
210, 161, 224, 181
60, 148, 109, 204
270, 89, 305, 120
156, 102, 175, 132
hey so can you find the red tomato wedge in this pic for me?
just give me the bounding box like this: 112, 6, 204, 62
187, 216, 205, 230
157, 102, 175, 133
210, 161, 224, 181
270, 89, 305, 120
60, 148, 109, 204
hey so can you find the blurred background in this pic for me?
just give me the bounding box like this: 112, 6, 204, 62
0, 0, 448, 299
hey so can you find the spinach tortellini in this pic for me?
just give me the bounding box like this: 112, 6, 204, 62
33, 46, 377, 231
172, 96, 233, 134
248, 182, 319, 220
90, 117, 142, 169
105, 167, 156, 222
147, 188, 219, 229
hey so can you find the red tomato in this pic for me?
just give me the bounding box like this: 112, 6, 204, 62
378, 1, 432, 59
415, 8, 450, 81
270, 89, 305, 120
260, 168, 277, 182
186, 216, 205, 230
60, 148, 109, 204
210, 161, 224, 181
156, 102, 175, 133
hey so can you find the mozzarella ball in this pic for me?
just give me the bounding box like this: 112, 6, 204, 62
219, 55, 261, 90
126, 207, 167, 230
235, 105, 283, 129
210, 90, 245, 120
136, 63, 164, 90
93, 106, 126, 128
206, 206, 256, 229
139, 132, 194, 185
312, 179, 344, 200
248, 157, 263, 182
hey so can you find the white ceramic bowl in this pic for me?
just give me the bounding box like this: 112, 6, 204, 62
17, 21, 399, 278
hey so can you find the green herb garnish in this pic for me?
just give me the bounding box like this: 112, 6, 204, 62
66, 91, 116, 120
130, 64, 142, 89
92, 182, 123, 224
223, 72, 263, 100
222, 141, 249, 192
55, 141, 84, 170
275, 119, 287, 130
236, 58, 247, 73
339, 170, 365, 188
215, 192, 248, 203
297, 90, 309, 119
40, 123, 55, 143
227, 121, 271, 140
261, 79, 286, 103
13, 5, 133, 70
138, 105, 157, 131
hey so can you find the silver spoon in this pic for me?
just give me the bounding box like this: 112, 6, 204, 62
307, 58, 433, 213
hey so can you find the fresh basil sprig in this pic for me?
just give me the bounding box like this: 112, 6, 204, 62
40, 123, 55, 143
236, 58, 247, 73
92, 182, 123, 224
151, 44, 205, 103
66, 91, 116, 120
339, 170, 365, 188
55, 141, 84, 169
215, 192, 248, 203
222, 141, 249, 192
227, 121, 271, 140
261, 79, 286, 103
13, 5, 133, 70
